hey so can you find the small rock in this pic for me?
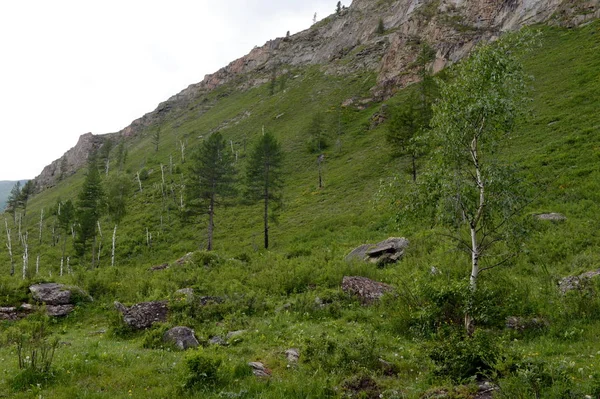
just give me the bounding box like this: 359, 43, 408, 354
164, 326, 199, 350
285, 348, 300, 363
209, 336, 228, 346
0, 307, 18, 321
505, 316, 548, 331
20, 303, 35, 312
535, 213, 566, 221
559, 269, 600, 293
149, 263, 169, 271
341, 276, 394, 304
475, 380, 499, 399
198, 296, 223, 306
175, 252, 194, 265
346, 237, 409, 265
114, 300, 168, 330
226, 330, 247, 340
248, 361, 271, 377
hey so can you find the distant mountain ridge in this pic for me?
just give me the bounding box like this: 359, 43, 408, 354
0, 180, 28, 211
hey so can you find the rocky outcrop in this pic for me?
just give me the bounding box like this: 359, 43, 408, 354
535, 212, 567, 221
114, 300, 168, 330
248, 361, 272, 378
341, 276, 394, 304
31, 0, 600, 192
163, 326, 200, 350
34, 132, 116, 192
346, 237, 409, 265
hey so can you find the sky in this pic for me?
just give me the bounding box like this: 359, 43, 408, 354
0, 0, 346, 181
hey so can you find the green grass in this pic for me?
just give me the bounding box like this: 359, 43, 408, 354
0, 21, 600, 397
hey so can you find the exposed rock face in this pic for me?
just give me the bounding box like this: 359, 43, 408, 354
114, 300, 168, 330
31, 0, 599, 193
163, 326, 200, 350
346, 237, 409, 265
341, 276, 394, 303
34, 132, 116, 192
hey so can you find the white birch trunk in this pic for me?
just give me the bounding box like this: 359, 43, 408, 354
39, 208, 44, 244
22, 232, 28, 280
60, 257, 64, 276
5, 219, 14, 276
111, 225, 117, 267
36, 254, 40, 275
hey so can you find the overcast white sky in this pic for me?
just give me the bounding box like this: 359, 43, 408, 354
0, 0, 346, 181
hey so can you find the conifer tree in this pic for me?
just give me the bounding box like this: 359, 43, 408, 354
245, 131, 284, 249
187, 132, 236, 250
75, 152, 104, 265
6, 181, 21, 222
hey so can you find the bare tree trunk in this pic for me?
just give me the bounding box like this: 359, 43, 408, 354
136, 171, 143, 192
180, 140, 186, 163
60, 257, 64, 277
36, 254, 40, 275
412, 153, 417, 182
67, 256, 71, 275
22, 232, 28, 280
264, 182, 269, 249
5, 219, 14, 276
111, 225, 117, 267
97, 221, 103, 264
39, 208, 44, 244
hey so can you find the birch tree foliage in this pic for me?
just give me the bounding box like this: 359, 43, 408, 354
399, 32, 533, 286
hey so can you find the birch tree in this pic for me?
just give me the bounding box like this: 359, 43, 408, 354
399, 33, 531, 334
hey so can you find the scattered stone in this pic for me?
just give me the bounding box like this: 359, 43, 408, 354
89, 329, 107, 336
475, 380, 499, 399
248, 362, 271, 377
164, 326, 200, 350
209, 336, 228, 346
175, 252, 194, 265
285, 348, 300, 363
30, 283, 71, 305
149, 263, 169, 271
198, 296, 223, 306
114, 300, 168, 330
46, 304, 75, 317
505, 316, 548, 331
341, 276, 394, 304
226, 330, 247, 340
20, 303, 35, 312
535, 212, 566, 221
0, 307, 19, 321
345, 237, 409, 265
559, 269, 600, 293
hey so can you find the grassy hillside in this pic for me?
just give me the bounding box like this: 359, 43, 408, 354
0, 21, 599, 398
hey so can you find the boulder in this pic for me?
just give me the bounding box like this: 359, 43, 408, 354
149, 263, 169, 271
559, 269, 600, 293
535, 212, 566, 221
248, 361, 271, 377
163, 326, 199, 350
0, 307, 19, 321
114, 300, 168, 330
209, 336, 227, 346
341, 276, 393, 304
346, 237, 409, 265
29, 283, 71, 305
226, 330, 247, 340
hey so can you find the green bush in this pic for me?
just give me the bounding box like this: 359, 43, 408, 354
427, 329, 501, 382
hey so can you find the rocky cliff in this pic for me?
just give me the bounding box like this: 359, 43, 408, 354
35, 0, 599, 191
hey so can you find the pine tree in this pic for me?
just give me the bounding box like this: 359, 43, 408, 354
6, 181, 21, 222
187, 132, 236, 250
245, 131, 284, 249
19, 180, 35, 216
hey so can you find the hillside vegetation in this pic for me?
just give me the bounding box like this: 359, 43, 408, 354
0, 21, 599, 398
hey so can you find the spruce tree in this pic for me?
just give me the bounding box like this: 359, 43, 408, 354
245, 131, 284, 249
187, 132, 236, 250
75, 152, 104, 264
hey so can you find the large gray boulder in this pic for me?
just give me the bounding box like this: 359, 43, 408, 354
346, 237, 409, 265
341, 276, 394, 304
29, 283, 71, 305
114, 301, 168, 330
163, 326, 199, 350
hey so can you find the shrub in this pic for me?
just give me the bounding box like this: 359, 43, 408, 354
427, 329, 501, 382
